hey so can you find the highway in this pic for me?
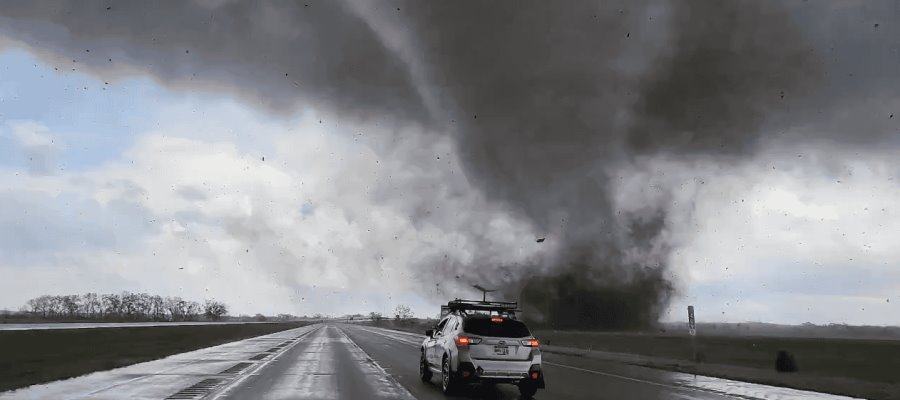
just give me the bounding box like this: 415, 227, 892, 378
1, 323, 861, 400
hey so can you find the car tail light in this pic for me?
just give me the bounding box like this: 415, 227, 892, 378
528, 365, 542, 381
491, 316, 503, 323
455, 336, 471, 346
520, 339, 540, 347
455, 336, 482, 346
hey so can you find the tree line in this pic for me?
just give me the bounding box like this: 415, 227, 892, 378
21, 292, 229, 322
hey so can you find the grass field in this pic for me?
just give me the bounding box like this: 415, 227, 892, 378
536, 330, 900, 385
0, 322, 309, 392
536, 330, 900, 399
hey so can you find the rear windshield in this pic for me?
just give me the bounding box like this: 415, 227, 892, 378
463, 318, 531, 338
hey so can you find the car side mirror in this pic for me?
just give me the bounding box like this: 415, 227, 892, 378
425, 329, 434, 337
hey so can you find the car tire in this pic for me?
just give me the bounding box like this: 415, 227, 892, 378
441, 355, 458, 394
518, 382, 538, 398
419, 351, 432, 382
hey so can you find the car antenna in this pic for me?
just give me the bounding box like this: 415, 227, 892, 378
472, 284, 497, 302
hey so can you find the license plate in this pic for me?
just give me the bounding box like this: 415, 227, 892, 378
493, 345, 509, 355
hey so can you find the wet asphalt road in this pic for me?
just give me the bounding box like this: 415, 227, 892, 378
1, 323, 861, 400
216, 324, 734, 400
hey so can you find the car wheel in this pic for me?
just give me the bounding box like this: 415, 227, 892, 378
419, 351, 432, 382
518, 381, 538, 398
441, 355, 457, 394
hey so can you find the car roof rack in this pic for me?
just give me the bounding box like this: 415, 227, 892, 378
441, 299, 520, 318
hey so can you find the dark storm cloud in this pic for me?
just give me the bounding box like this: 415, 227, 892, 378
392, 1, 820, 328
0, 0, 428, 122
2, 0, 895, 328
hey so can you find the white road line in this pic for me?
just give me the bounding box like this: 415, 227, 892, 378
350, 325, 421, 347
209, 325, 323, 399
547, 361, 865, 400
262, 327, 340, 400
543, 361, 733, 397
335, 326, 417, 400
83, 325, 321, 399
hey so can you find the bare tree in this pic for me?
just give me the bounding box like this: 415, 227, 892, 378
185, 301, 201, 321
203, 299, 229, 321
80, 293, 100, 319
369, 311, 383, 322
135, 293, 152, 320
27, 295, 52, 318
22, 293, 232, 322
120, 291, 142, 320
149, 295, 165, 320
165, 296, 184, 321
102, 293, 122, 319
276, 313, 294, 321
61, 295, 80, 318
393, 304, 413, 320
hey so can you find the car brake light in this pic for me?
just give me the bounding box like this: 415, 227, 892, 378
521, 339, 540, 347
531, 372, 540, 379
491, 316, 503, 323
455, 336, 482, 346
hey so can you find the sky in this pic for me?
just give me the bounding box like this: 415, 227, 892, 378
0, 1, 898, 326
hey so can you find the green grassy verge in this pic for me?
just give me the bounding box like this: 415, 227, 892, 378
0, 322, 309, 392
536, 330, 900, 399
535, 330, 900, 384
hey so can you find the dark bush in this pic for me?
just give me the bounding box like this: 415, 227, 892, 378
775, 350, 798, 372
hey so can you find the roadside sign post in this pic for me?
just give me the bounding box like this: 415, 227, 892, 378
688, 305, 697, 363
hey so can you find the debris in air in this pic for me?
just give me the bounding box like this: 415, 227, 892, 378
536, 238, 546, 243
261, 156, 265, 161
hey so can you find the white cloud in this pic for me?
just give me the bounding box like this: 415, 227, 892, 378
0, 99, 543, 317
9, 120, 55, 147
4, 120, 61, 175
639, 142, 900, 325
2, 97, 899, 324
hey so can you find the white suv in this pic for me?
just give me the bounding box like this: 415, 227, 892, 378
419, 300, 544, 398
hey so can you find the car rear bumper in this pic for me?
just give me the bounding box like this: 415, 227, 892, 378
471, 359, 531, 378
455, 360, 545, 388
